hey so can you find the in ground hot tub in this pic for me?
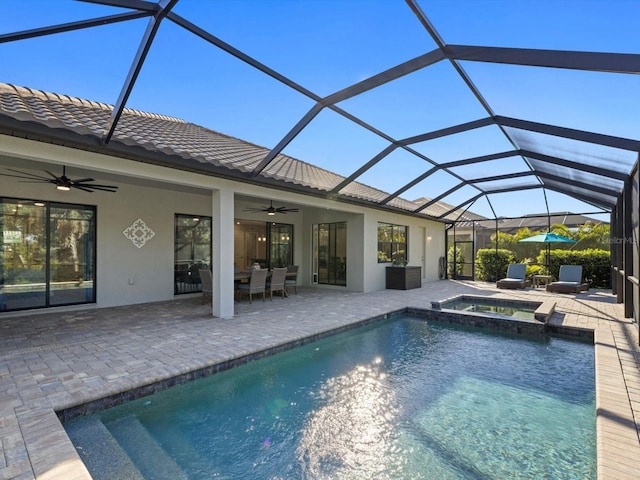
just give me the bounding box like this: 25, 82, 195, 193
429, 294, 556, 335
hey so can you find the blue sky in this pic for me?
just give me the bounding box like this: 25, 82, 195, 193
2, 0, 638, 223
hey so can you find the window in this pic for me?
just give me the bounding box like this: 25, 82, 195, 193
268, 223, 293, 268
233, 220, 293, 271
378, 222, 407, 264
313, 222, 347, 286
174, 214, 212, 294
0, 198, 96, 311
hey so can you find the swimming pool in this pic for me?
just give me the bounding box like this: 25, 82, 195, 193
64, 316, 595, 479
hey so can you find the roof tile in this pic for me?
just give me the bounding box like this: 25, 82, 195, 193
0, 83, 470, 221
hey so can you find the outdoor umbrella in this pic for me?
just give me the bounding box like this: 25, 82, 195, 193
518, 232, 576, 273
518, 232, 576, 244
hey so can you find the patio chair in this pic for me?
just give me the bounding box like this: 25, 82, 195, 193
237, 268, 268, 303
546, 265, 589, 294
496, 264, 530, 289
199, 268, 213, 305
267, 267, 288, 300
285, 265, 299, 294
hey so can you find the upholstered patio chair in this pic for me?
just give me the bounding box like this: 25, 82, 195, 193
199, 268, 213, 305
237, 268, 268, 303
546, 265, 589, 294
496, 264, 530, 289
267, 267, 288, 300
285, 265, 299, 294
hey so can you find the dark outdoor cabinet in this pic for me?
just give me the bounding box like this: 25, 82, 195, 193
386, 266, 421, 290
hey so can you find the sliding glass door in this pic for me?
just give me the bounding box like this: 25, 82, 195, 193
49, 204, 95, 306
174, 214, 212, 294
312, 222, 347, 286
0, 198, 96, 311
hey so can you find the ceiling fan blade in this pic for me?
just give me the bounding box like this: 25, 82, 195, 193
72, 185, 95, 193
43, 170, 61, 180
70, 177, 95, 184
4, 176, 48, 182
15, 179, 55, 184
75, 182, 117, 189
76, 184, 118, 192
1, 169, 51, 181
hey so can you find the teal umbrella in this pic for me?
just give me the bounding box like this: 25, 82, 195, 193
518, 232, 576, 244
519, 232, 575, 274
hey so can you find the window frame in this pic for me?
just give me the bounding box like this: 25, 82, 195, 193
312, 221, 347, 286
0, 197, 96, 312
377, 222, 408, 264
174, 213, 212, 295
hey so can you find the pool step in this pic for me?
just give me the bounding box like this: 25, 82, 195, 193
64, 416, 145, 480
534, 300, 556, 323
106, 415, 189, 480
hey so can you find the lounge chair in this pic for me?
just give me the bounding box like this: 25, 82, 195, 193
267, 267, 288, 299
237, 268, 268, 303
546, 265, 589, 294
496, 264, 530, 289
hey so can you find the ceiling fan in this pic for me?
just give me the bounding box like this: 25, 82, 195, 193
244, 200, 299, 216
0, 165, 118, 192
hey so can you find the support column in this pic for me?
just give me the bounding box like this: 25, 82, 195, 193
624, 178, 633, 318
611, 206, 618, 296
211, 188, 235, 318
615, 196, 625, 304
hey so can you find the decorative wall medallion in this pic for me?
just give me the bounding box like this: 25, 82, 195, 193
123, 218, 155, 248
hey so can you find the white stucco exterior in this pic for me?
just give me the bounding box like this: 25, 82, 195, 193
0, 135, 446, 317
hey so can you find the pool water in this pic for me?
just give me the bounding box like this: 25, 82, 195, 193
65, 317, 595, 479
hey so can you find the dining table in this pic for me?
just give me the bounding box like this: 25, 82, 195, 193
234, 270, 296, 282
234, 270, 296, 299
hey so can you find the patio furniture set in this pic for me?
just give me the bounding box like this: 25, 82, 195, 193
497, 264, 589, 294
199, 265, 299, 305
233, 265, 299, 303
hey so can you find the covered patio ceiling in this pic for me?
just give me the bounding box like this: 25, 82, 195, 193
1, 0, 638, 223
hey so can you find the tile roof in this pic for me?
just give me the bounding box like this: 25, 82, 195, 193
496, 212, 606, 232
0, 82, 466, 221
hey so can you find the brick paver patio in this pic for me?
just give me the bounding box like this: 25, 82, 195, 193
1, 280, 638, 479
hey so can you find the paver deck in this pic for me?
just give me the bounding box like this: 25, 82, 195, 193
1, 280, 638, 479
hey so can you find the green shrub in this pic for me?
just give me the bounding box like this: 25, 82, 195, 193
537, 249, 611, 288
526, 264, 544, 278
475, 248, 515, 282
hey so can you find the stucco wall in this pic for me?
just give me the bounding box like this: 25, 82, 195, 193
98, 181, 212, 307
301, 208, 365, 292
0, 139, 447, 311
364, 212, 446, 292
0, 171, 213, 308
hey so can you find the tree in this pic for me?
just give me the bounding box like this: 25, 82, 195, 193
572, 222, 610, 250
